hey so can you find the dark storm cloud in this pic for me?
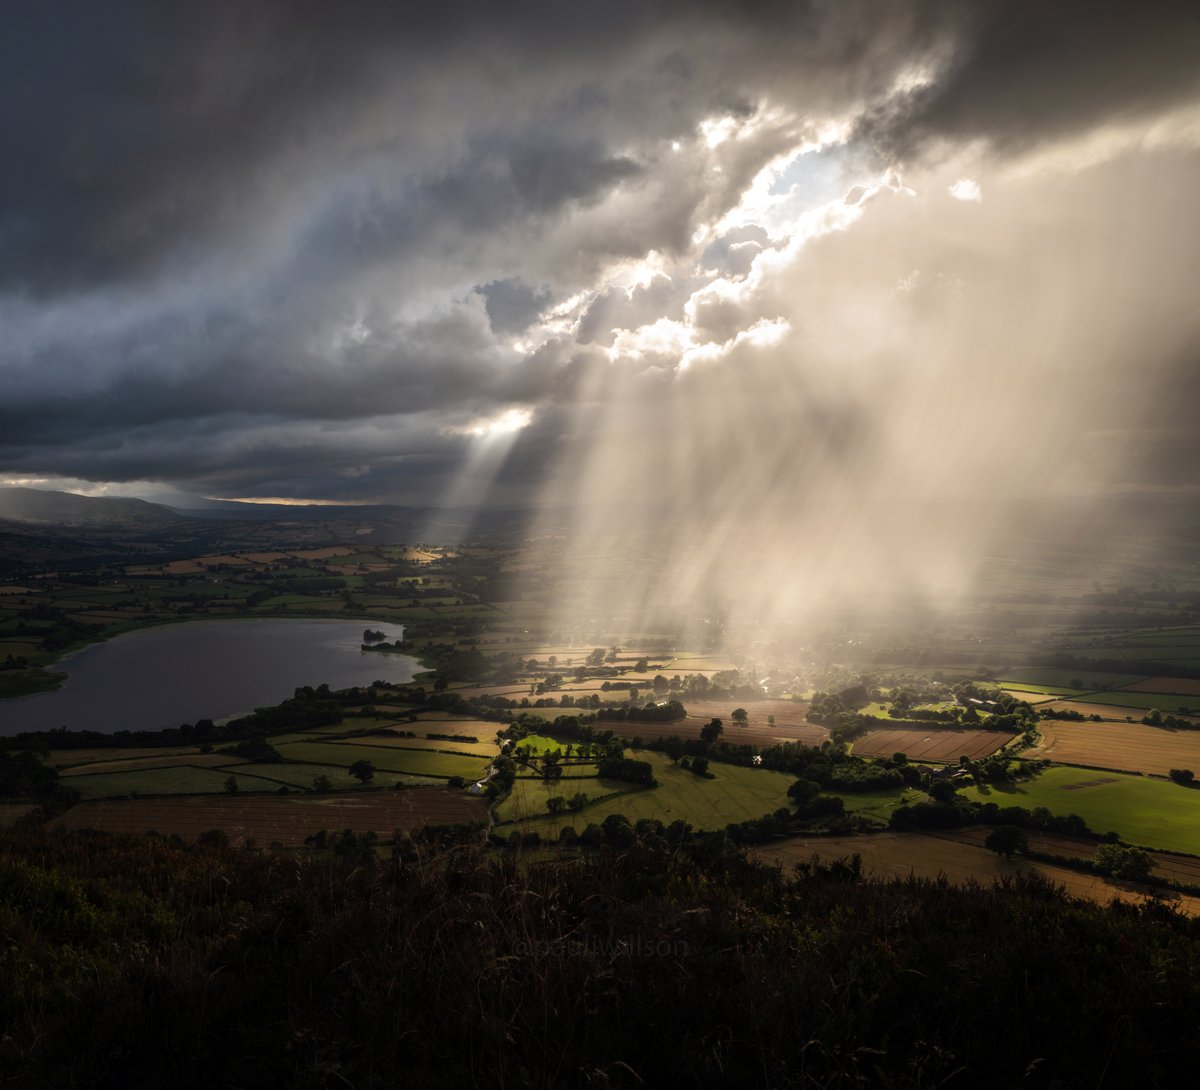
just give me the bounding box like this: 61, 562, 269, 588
478, 280, 553, 337
1, 0, 1197, 503
856, 0, 1200, 161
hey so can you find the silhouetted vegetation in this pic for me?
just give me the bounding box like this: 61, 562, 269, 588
2, 827, 1200, 1088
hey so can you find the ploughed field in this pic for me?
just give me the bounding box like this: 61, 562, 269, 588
50, 787, 485, 846
852, 728, 1015, 763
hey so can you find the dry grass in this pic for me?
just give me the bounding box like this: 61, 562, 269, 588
752, 831, 1200, 914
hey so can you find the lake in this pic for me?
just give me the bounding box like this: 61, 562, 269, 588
0, 618, 418, 735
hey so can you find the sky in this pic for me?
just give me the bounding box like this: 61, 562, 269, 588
2, 0, 1198, 526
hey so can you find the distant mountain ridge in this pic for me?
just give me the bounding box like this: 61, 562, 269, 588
0, 487, 186, 529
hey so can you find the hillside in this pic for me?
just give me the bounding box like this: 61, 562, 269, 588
2, 827, 1199, 1088
0, 487, 184, 530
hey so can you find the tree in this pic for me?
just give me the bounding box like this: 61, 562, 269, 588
767, 714, 775, 727
602, 812, 635, 847
312, 774, 334, 794
567, 791, 589, 812
699, 718, 723, 744
1169, 768, 1195, 786
731, 708, 748, 727
690, 756, 710, 776
546, 796, 567, 815
928, 778, 958, 803
223, 775, 239, 796
349, 760, 376, 784
1096, 843, 1154, 883
787, 778, 822, 807
985, 825, 1028, 860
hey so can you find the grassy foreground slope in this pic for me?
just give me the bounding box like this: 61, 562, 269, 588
3, 828, 1200, 1089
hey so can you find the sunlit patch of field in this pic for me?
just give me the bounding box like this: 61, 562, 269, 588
1000, 689, 1059, 704
0, 586, 33, 595
500, 750, 797, 833
851, 729, 1015, 763
1028, 718, 1200, 777
750, 832, 1200, 915
50, 787, 486, 846
960, 765, 1200, 855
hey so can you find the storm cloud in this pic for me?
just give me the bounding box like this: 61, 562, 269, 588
1, 0, 1197, 512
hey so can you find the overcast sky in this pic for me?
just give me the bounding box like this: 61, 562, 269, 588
2, 0, 1198, 510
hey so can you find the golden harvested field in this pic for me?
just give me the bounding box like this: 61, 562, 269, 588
51, 787, 486, 846
751, 832, 1200, 915
1044, 700, 1153, 722
1028, 719, 1200, 776
946, 827, 1200, 888
852, 728, 1015, 763
1124, 677, 1200, 697
1001, 688, 1056, 704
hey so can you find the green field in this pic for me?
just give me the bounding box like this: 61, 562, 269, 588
1073, 690, 1200, 713
500, 751, 798, 834
834, 787, 923, 821
276, 740, 492, 780
229, 762, 430, 790
66, 765, 276, 799
996, 682, 1087, 697
961, 766, 1200, 855
995, 669, 1149, 690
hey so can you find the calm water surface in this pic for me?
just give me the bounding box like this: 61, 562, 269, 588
0, 618, 416, 735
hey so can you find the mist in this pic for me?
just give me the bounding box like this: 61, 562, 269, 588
516, 138, 1200, 646
1, 1, 1197, 647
